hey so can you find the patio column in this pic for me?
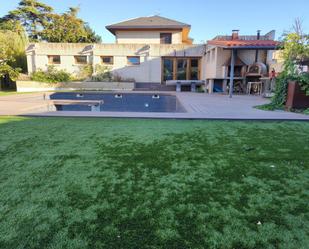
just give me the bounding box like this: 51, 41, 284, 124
208, 79, 214, 94
229, 49, 237, 98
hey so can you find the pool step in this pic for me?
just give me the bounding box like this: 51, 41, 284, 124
50, 100, 104, 105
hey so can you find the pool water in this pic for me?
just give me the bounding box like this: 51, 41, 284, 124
50, 92, 185, 113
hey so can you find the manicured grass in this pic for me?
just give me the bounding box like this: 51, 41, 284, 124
0, 117, 308, 249
0, 91, 33, 96
0, 91, 18, 96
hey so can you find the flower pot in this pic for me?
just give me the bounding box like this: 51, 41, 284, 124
285, 80, 309, 110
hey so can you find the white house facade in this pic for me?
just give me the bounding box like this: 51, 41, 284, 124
26, 15, 279, 91
26, 16, 205, 84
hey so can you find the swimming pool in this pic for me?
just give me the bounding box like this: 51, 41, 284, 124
49, 92, 185, 113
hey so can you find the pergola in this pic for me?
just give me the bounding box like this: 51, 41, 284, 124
207, 39, 280, 98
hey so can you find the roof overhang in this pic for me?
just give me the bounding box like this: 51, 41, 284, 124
207, 40, 281, 51
106, 26, 188, 35
222, 46, 279, 50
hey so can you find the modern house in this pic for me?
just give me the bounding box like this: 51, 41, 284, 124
25, 15, 280, 93
26, 16, 205, 84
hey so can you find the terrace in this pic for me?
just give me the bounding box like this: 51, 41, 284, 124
1, 91, 309, 120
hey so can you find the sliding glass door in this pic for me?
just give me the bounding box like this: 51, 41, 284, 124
190, 58, 199, 80
162, 57, 200, 83
163, 58, 174, 81
176, 59, 187, 80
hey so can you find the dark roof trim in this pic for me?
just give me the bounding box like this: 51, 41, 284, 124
106, 15, 190, 34
106, 25, 187, 30
223, 46, 279, 50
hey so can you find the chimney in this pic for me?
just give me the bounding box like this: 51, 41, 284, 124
232, 30, 239, 40
255, 30, 261, 62
257, 30, 261, 40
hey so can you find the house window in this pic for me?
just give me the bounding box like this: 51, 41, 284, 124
74, 55, 87, 64
127, 56, 140, 66
177, 59, 187, 80
190, 58, 199, 80
163, 58, 174, 81
48, 55, 61, 64
101, 56, 113, 65
162, 57, 200, 82
160, 33, 172, 44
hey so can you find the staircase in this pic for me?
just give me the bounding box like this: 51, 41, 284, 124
134, 83, 176, 92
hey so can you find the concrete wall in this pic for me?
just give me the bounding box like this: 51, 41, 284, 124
205, 46, 230, 79
16, 80, 135, 92
237, 50, 267, 65
26, 43, 206, 83
269, 50, 284, 72
32, 55, 91, 75
115, 30, 183, 44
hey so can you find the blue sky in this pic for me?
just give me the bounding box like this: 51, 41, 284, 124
1, 0, 308, 43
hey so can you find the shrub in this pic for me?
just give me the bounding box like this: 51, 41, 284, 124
270, 71, 290, 108
267, 30, 309, 109
31, 66, 72, 83
91, 65, 113, 82
113, 73, 135, 82
75, 64, 93, 80
86, 64, 135, 82
268, 70, 309, 110
297, 72, 309, 95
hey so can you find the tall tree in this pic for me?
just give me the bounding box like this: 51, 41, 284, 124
0, 32, 22, 81
1, 0, 53, 41
83, 24, 102, 43
282, 19, 309, 66
1, 1, 101, 43
0, 19, 28, 73
40, 7, 102, 43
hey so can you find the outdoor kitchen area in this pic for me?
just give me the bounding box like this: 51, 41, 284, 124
205, 30, 280, 97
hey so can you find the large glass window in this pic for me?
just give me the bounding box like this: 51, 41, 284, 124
190, 59, 199, 80
160, 33, 172, 44
162, 57, 200, 82
177, 59, 187, 80
163, 58, 174, 81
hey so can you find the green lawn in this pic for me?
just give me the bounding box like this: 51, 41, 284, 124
0, 91, 31, 96
0, 91, 17, 96
0, 117, 308, 249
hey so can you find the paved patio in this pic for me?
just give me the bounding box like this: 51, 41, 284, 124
0, 92, 309, 120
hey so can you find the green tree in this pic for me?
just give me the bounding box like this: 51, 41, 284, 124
1, 2, 101, 43
0, 20, 28, 71
0, 19, 28, 74
270, 20, 309, 107
40, 7, 102, 43
0, 19, 24, 34
83, 24, 102, 43
0, 33, 22, 81
1, 0, 53, 41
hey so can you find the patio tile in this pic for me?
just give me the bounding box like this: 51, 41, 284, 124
0, 92, 308, 120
